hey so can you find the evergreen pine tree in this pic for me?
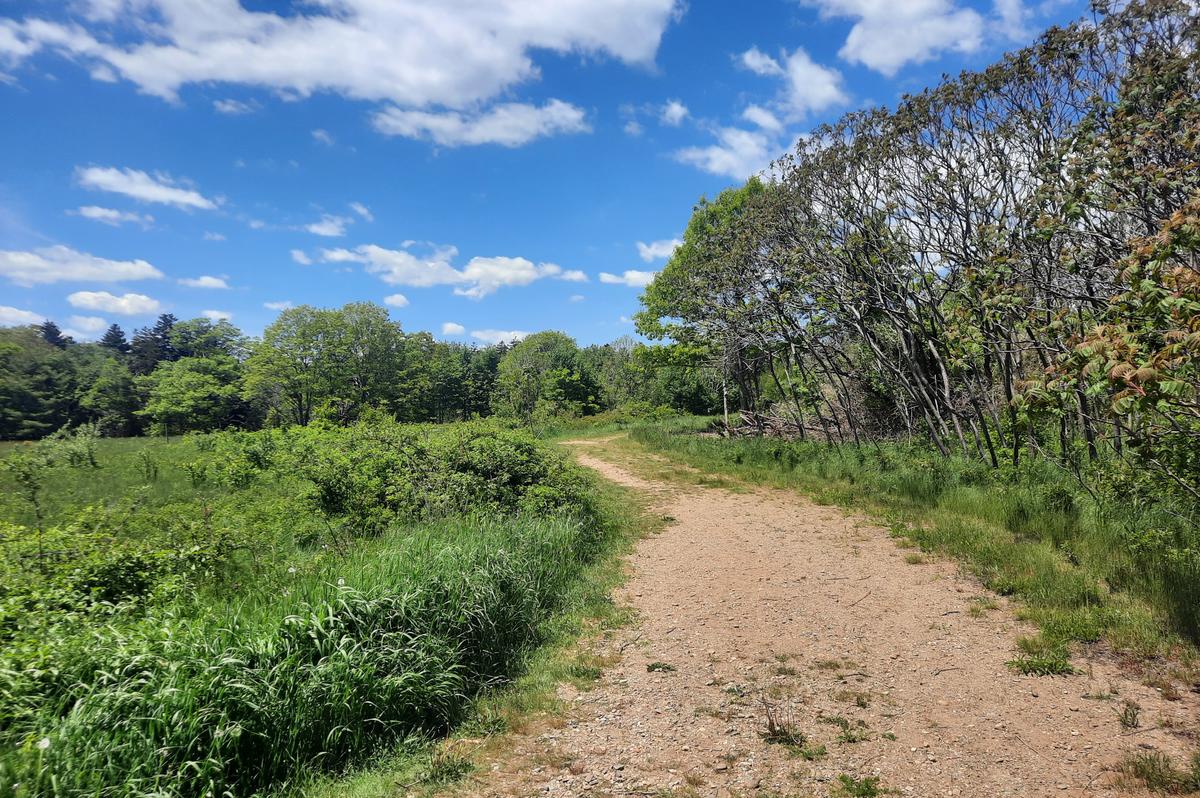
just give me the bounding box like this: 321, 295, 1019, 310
37, 320, 70, 349
99, 323, 131, 355
129, 313, 178, 374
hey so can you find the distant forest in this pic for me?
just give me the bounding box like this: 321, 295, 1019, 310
0, 305, 716, 439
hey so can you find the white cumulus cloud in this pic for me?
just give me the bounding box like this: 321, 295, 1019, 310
441, 322, 466, 335
740, 46, 785, 76
674, 127, 777, 179
738, 47, 846, 119
383, 293, 409, 308
264, 300, 293, 311
67, 290, 162, 315
178, 275, 228, 289
741, 104, 783, 132
373, 100, 589, 148
456, 256, 566, 299
471, 329, 529, 345
599, 270, 657, 288
201, 309, 233, 321
0, 245, 162, 286
0, 1, 678, 111
76, 166, 217, 210
312, 128, 335, 146
636, 239, 681, 262
74, 205, 154, 227
677, 47, 838, 181
213, 98, 255, 114
350, 202, 373, 222
0, 306, 45, 326
305, 214, 351, 237
804, 0, 984, 76
68, 314, 107, 334
290, 249, 313, 265
660, 99, 688, 126
993, 0, 1031, 40
320, 243, 581, 299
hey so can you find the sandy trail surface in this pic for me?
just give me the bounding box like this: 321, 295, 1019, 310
457, 439, 1197, 798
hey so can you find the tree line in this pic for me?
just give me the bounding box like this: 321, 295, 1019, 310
638, 0, 1200, 503
0, 304, 718, 439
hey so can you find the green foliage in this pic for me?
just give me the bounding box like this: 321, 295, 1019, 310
3, 302, 713, 444
1007, 636, 1076, 676
285, 418, 594, 534
494, 331, 602, 421
630, 0, 1200, 581
0, 328, 98, 440
137, 354, 247, 434
244, 303, 409, 426
169, 318, 247, 360
0, 421, 611, 797
0, 444, 55, 533
129, 314, 179, 375
79, 358, 139, 436
45, 423, 101, 469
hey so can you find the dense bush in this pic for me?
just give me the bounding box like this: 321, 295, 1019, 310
282, 418, 594, 531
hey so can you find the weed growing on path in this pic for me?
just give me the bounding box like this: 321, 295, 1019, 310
1119, 751, 1200, 794
760, 699, 806, 747
1116, 699, 1142, 730
833, 774, 892, 797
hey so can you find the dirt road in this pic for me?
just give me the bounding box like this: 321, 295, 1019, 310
458, 439, 1197, 797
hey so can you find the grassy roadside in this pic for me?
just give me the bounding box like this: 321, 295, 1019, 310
298, 456, 658, 798
617, 420, 1197, 684
0, 422, 646, 797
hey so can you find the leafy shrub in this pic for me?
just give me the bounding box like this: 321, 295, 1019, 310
286, 419, 594, 532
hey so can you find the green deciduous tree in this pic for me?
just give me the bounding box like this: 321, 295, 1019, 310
494, 332, 600, 421
81, 358, 141, 437
244, 303, 408, 426
137, 355, 246, 435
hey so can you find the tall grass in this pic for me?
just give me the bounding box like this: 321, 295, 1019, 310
0, 420, 619, 797
1, 514, 604, 797
631, 421, 1199, 658
0, 436, 207, 528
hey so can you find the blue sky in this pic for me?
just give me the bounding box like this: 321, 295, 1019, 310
0, 0, 1084, 345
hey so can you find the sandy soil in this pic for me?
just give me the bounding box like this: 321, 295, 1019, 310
456, 440, 1197, 798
